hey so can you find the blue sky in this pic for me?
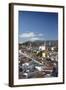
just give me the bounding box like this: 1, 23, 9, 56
19, 11, 58, 43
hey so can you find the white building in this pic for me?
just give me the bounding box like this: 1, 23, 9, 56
51, 47, 55, 51
39, 46, 46, 51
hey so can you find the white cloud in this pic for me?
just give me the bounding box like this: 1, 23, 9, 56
19, 32, 35, 38
19, 32, 43, 38
30, 37, 40, 41
19, 32, 44, 43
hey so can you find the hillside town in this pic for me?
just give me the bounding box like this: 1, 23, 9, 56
19, 40, 58, 79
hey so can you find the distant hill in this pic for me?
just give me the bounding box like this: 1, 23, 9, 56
19, 40, 58, 47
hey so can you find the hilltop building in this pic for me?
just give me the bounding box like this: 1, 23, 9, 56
38, 41, 49, 58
